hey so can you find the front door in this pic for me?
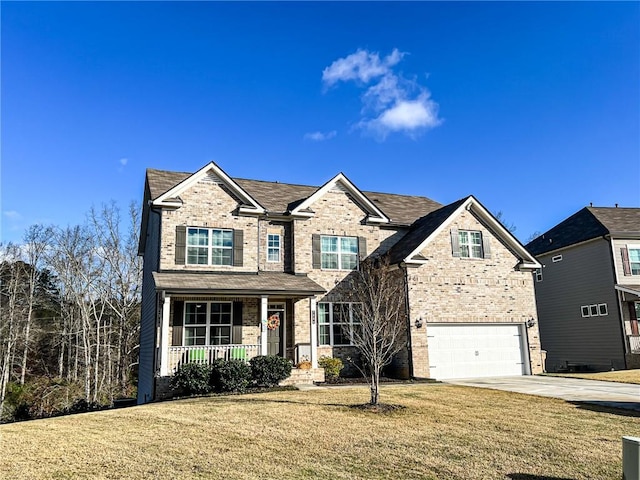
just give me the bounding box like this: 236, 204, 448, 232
267, 303, 285, 356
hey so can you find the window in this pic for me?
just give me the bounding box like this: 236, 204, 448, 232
318, 302, 362, 346
598, 303, 608, 316
187, 228, 233, 265
267, 234, 281, 263
552, 255, 563, 263
535, 269, 543, 282
629, 247, 640, 275
581, 303, 608, 317
184, 302, 232, 345
321, 236, 358, 270
459, 230, 483, 259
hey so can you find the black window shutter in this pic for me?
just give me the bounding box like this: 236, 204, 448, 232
232, 301, 243, 344
175, 226, 186, 265
172, 300, 184, 346
358, 237, 367, 261
233, 229, 244, 267
621, 247, 631, 276
482, 234, 491, 259
450, 229, 460, 257
312, 234, 321, 269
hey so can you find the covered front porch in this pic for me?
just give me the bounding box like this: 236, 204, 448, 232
153, 271, 326, 380
616, 285, 640, 368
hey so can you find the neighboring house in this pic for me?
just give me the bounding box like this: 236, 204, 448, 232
137, 161, 543, 404
526, 206, 640, 372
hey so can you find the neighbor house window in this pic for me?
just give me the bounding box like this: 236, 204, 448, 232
321, 236, 358, 270
581, 303, 608, 318
318, 302, 362, 346
552, 255, 563, 263
535, 269, 543, 282
187, 228, 233, 265
267, 234, 281, 263
459, 230, 483, 259
629, 247, 640, 275
184, 302, 232, 345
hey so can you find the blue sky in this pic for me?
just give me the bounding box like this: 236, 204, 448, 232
2, 1, 639, 244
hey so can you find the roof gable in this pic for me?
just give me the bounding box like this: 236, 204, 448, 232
289, 173, 390, 223
152, 162, 265, 214
389, 196, 540, 269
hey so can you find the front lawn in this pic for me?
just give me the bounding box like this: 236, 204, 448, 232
0, 384, 636, 479
545, 369, 640, 385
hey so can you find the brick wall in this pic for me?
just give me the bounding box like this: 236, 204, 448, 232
405, 210, 542, 377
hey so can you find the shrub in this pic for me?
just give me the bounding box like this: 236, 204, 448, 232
318, 356, 344, 379
170, 363, 212, 395
210, 359, 251, 393
250, 355, 292, 387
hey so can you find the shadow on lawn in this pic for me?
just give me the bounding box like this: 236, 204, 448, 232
568, 401, 640, 418
507, 475, 574, 480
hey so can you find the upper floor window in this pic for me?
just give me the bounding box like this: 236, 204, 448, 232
318, 302, 362, 346
459, 230, 483, 259
267, 234, 281, 263
535, 269, 543, 282
321, 235, 358, 270
183, 302, 232, 346
629, 247, 640, 275
187, 228, 233, 266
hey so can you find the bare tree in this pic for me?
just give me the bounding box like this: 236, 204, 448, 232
344, 256, 406, 406
494, 211, 517, 234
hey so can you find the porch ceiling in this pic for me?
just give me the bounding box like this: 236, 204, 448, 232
153, 271, 326, 296
615, 284, 640, 298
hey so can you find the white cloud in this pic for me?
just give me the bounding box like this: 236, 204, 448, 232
119, 158, 128, 166
3, 210, 22, 220
322, 48, 404, 87
322, 49, 442, 139
304, 130, 337, 142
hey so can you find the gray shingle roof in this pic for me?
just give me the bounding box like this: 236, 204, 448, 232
145, 168, 442, 226
387, 198, 468, 264
153, 271, 326, 295
526, 206, 640, 256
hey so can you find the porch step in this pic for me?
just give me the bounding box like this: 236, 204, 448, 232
280, 367, 325, 386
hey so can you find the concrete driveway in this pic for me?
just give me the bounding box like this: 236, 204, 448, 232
446, 376, 640, 412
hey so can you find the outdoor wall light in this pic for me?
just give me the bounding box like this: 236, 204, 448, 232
526, 318, 536, 328
415, 317, 423, 329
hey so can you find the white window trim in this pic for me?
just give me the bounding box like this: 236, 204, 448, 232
598, 303, 608, 316
186, 227, 233, 266
318, 302, 362, 346
552, 254, 563, 263
628, 244, 640, 275
459, 230, 483, 259
535, 269, 543, 282
581, 306, 590, 318
320, 235, 359, 271
267, 234, 281, 263
183, 301, 233, 346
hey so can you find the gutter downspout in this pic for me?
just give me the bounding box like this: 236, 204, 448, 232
400, 262, 414, 379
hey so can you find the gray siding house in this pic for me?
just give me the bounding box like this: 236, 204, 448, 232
526, 206, 640, 372
137, 161, 543, 403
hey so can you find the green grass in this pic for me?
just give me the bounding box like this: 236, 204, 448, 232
1, 384, 636, 479
544, 369, 640, 384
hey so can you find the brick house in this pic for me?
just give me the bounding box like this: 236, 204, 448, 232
526, 206, 640, 372
137, 161, 543, 403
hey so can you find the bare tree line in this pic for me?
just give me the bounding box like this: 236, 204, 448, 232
0, 202, 141, 420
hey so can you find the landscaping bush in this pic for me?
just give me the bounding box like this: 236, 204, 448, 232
210, 359, 252, 393
170, 363, 212, 395
250, 355, 292, 387
318, 356, 344, 379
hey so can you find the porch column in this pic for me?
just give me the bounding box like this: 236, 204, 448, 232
260, 295, 268, 356
310, 297, 318, 368
159, 294, 171, 377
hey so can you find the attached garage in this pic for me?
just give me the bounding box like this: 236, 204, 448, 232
426, 324, 529, 380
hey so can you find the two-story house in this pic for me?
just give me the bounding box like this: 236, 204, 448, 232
526, 206, 640, 372
137, 161, 543, 404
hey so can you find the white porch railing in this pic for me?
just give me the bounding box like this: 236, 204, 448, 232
629, 335, 640, 354
167, 344, 260, 375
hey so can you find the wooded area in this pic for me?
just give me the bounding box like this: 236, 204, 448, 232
0, 203, 141, 421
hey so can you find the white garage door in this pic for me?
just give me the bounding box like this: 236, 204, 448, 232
427, 324, 527, 380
